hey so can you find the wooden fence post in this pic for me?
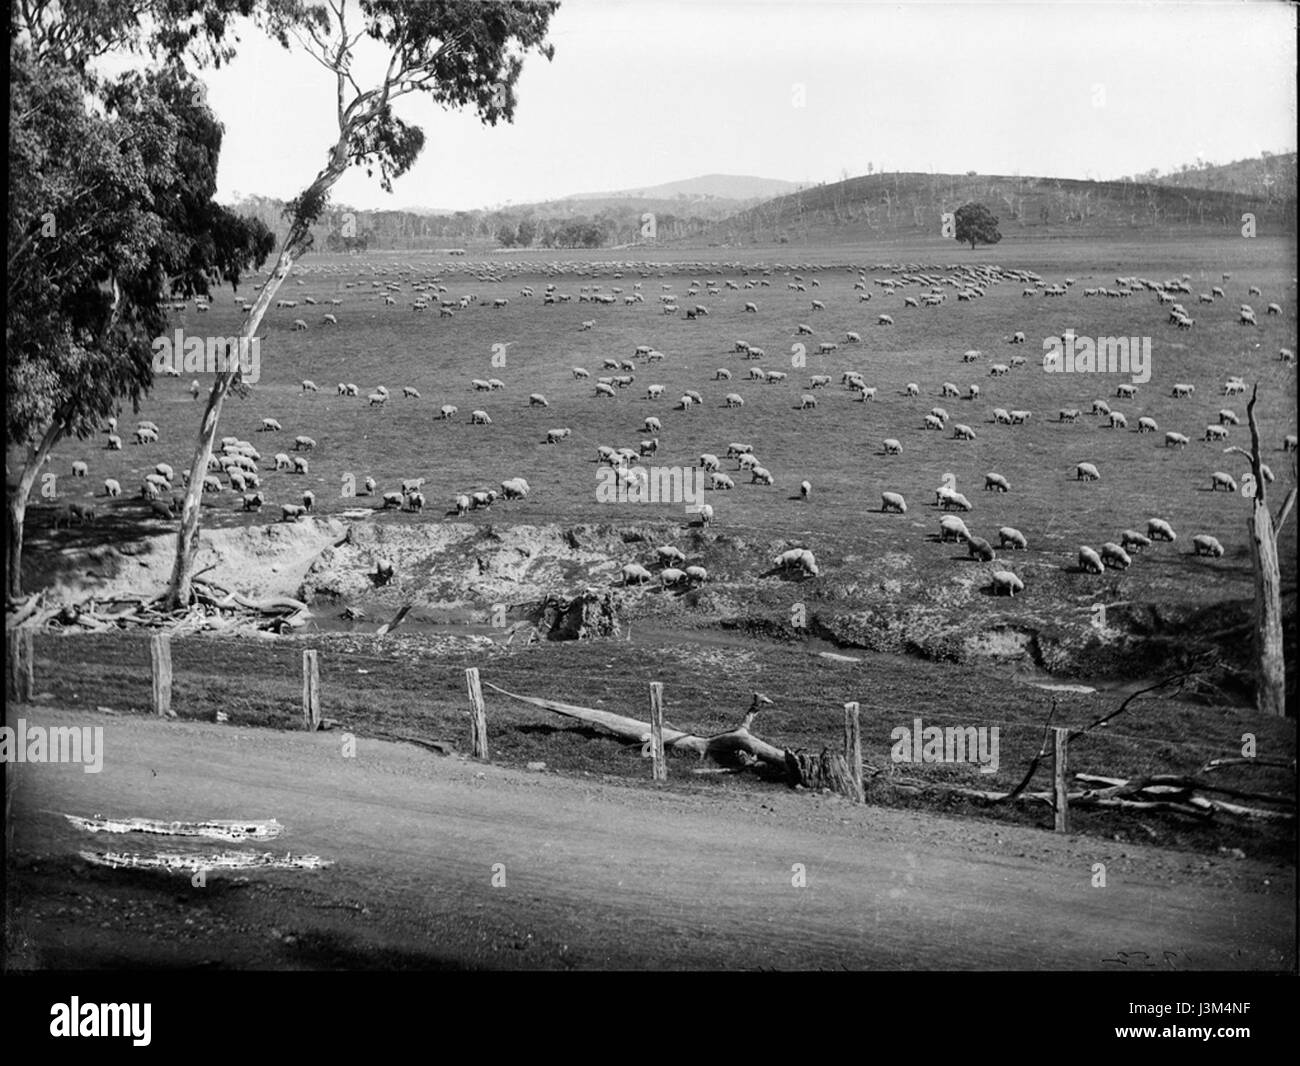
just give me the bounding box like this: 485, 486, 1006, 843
150, 634, 174, 718
1053, 727, 1070, 833
466, 667, 488, 759
7, 630, 34, 703
302, 649, 321, 731
843, 701, 863, 803
648, 682, 667, 781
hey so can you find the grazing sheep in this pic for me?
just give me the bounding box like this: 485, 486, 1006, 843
1164, 431, 1189, 448
1075, 462, 1101, 481
941, 382, 960, 398
367, 392, 388, 407
797, 323, 814, 335
799, 394, 818, 410
401, 386, 421, 399
1280, 349, 1295, 364
881, 491, 907, 514
1267, 302, 1281, 315
1147, 518, 1177, 542
302, 379, 320, 393
989, 363, 1010, 376
1121, 529, 1152, 551
437, 404, 458, 421
646, 384, 665, 400
1218, 409, 1239, 426
70, 460, 88, 478
201, 474, 222, 494
1115, 383, 1138, 399
401, 477, 426, 495
808, 374, 832, 389
363, 476, 376, 495
470, 410, 492, 425
716, 368, 733, 380
685, 565, 708, 584
660, 566, 689, 588
545, 428, 572, 445
953, 424, 977, 440
998, 527, 1028, 550
1285, 435, 1298, 453
1204, 425, 1229, 442
968, 384, 980, 400
594, 383, 617, 398
882, 438, 902, 455
103, 478, 121, 497
1009, 410, 1031, 425
727, 442, 754, 458
965, 534, 996, 562
984, 473, 1010, 493
622, 563, 653, 586
993, 408, 1012, 424
291, 319, 308, 331
1108, 412, 1128, 430
500, 477, 530, 501
260, 418, 282, 432
941, 491, 973, 512
302, 490, 316, 512
1240, 308, 1257, 325
1091, 399, 1111, 416
292, 456, 309, 475
242, 492, 264, 512
800, 480, 811, 499
1059, 409, 1082, 423
1010, 332, 1026, 344
905, 383, 919, 397
1078, 546, 1104, 574
710, 473, 735, 490
657, 545, 687, 567
699, 453, 721, 472
134, 427, 158, 445
940, 515, 971, 542
380, 491, 404, 510
1100, 542, 1132, 570
878, 314, 894, 326
846, 331, 862, 343
573, 367, 590, 379
528, 393, 549, 408
1137, 416, 1158, 433
751, 467, 774, 485
454, 494, 471, 516
697, 503, 714, 526
990, 571, 1024, 597
643, 417, 663, 434
229, 470, 247, 492
923, 414, 945, 431
1210, 471, 1237, 492
294, 436, 316, 451
273, 452, 291, 470
1193, 534, 1225, 558
856, 386, 878, 402
725, 393, 745, 408
1171, 383, 1195, 398
1223, 379, 1246, 396
638, 438, 659, 457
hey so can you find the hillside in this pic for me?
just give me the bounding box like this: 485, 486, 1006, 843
1144, 152, 1296, 200
564, 173, 800, 202
692, 170, 1297, 246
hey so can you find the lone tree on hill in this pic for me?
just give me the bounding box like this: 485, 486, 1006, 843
954, 202, 1002, 250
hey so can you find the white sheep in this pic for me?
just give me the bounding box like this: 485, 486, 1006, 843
716, 368, 733, 380
1115, 383, 1138, 399
751, 467, 774, 485
941, 382, 960, 398
367, 392, 388, 407
923, 414, 944, 431
1137, 416, 1158, 433
1164, 431, 1189, 448
1171, 383, 1195, 398
646, 384, 665, 400
941, 491, 973, 512
993, 408, 1012, 424
881, 491, 907, 514
953, 424, 977, 440
990, 571, 1024, 597
500, 477, 530, 500
697, 503, 714, 525
685, 565, 708, 584
1193, 534, 1225, 558
882, 438, 902, 455
699, 453, 721, 472
292, 456, 309, 475
1078, 546, 1104, 574
102, 478, 121, 497
878, 314, 894, 326
658, 546, 687, 566
1210, 471, 1237, 492
1059, 409, 1082, 423
1204, 425, 1229, 442
725, 393, 745, 408
998, 527, 1027, 550
438, 404, 458, 420
1108, 412, 1128, 430
1091, 399, 1111, 416
1147, 518, 1177, 542
1218, 409, 1239, 426
1121, 529, 1152, 551
989, 363, 1010, 376
622, 563, 652, 585
968, 384, 980, 400
1100, 542, 1132, 570
573, 367, 590, 379
710, 473, 735, 490
1075, 462, 1100, 481
939, 515, 970, 542
471, 410, 492, 424
905, 383, 919, 397
984, 473, 1010, 493
799, 394, 818, 410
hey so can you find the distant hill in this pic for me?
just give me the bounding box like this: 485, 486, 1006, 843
690, 166, 1296, 246
1143, 152, 1296, 201
564, 173, 800, 203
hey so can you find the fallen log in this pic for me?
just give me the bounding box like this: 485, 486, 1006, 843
5, 593, 43, 629
483, 682, 827, 783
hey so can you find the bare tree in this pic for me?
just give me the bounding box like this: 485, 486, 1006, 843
166, 0, 557, 608
1224, 384, 1297, 716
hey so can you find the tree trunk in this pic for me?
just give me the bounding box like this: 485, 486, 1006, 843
6, 420, 67, 600
166, 147, 351, 609
1244, 384, 1286, 716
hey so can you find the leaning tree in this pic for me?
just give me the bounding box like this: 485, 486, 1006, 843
165, 0, 559, 609
953, 201, 1002, 250
6, 30, 272, 599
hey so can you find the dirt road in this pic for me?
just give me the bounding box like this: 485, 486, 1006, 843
6, 706, 1293, 970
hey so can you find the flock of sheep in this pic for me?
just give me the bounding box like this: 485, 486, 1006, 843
57, 253, 1295, 606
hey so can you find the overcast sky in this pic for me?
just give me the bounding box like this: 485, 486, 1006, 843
186, 0, 1297, 211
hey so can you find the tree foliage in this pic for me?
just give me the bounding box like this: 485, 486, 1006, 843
953, 201, 1002, 250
